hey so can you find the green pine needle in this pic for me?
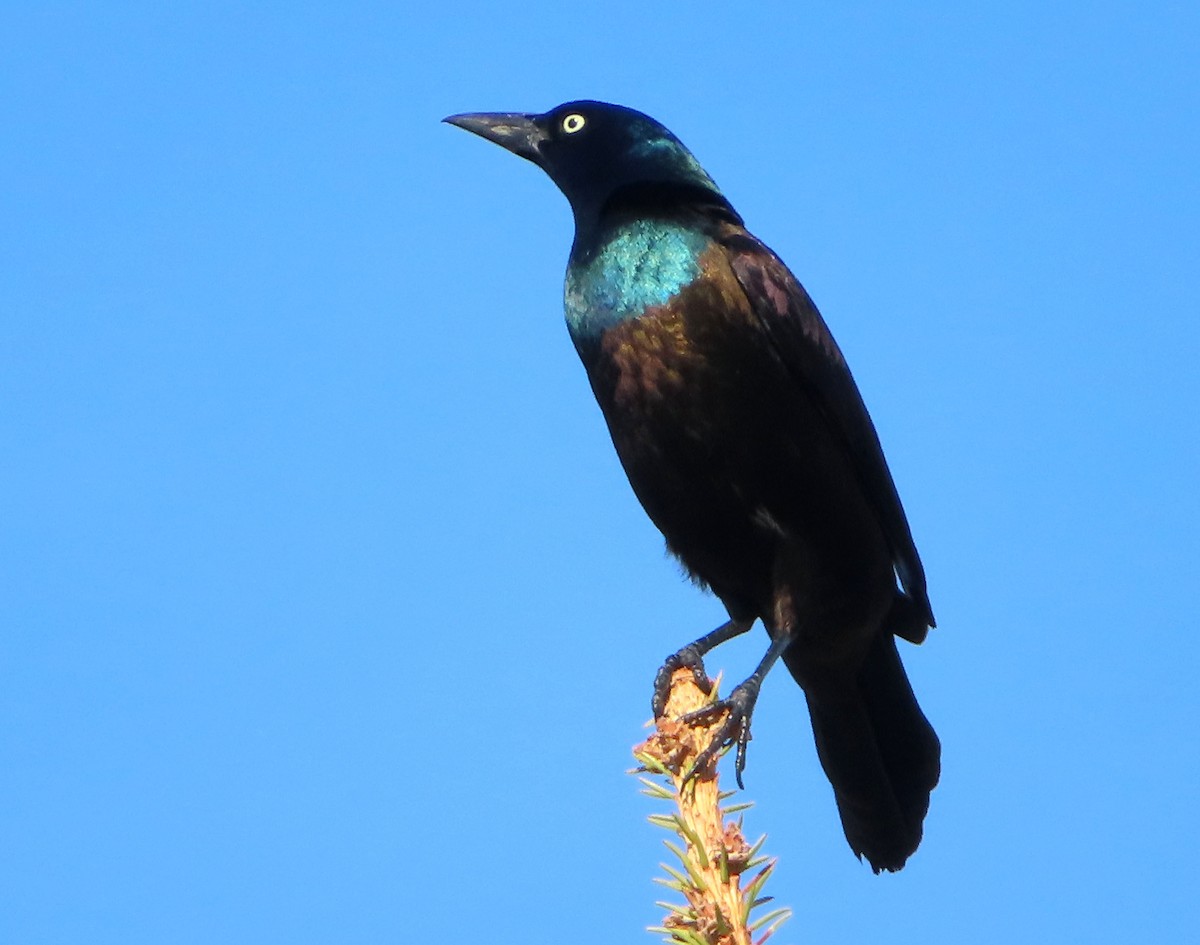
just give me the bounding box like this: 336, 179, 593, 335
663, 840, 709, 890
753, 911, 792, 944
674, 818, 708, 867
658, 862, 692, 889
647, 813, 683, 832
748, 907, 791, 933
639, 776, 676, 799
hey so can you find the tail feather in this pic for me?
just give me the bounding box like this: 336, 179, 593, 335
796, 630, 940, 872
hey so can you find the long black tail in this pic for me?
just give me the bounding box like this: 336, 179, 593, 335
793, 628, 940, 872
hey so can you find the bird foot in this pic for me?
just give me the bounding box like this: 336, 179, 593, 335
652, 645, 714, 719
678, 680, 761, 789
657, 647, 710, 714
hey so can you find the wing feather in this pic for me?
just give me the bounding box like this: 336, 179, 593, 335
720, 228, 935, 630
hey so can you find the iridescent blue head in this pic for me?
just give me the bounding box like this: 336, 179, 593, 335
444, 101, 736, 225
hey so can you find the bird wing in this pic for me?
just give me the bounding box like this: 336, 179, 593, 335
719, 227, 934, 630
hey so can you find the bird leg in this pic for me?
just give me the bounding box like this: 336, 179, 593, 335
652, 618, 755, 719
679, 630, 792, 789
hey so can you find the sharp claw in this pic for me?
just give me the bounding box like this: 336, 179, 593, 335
676, 689, 756, 787
652, 620, 755, 719
681, 737, 723, 786
651, 645, 712, 718
734, 731, 748, 789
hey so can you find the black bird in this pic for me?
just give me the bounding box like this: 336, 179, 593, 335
445, 101, 940, 872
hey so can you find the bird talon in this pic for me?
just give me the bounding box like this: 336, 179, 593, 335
676, 688, 756, 787
651, 645, 712, 718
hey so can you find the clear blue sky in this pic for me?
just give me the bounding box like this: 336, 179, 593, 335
3, 3, 1198, 942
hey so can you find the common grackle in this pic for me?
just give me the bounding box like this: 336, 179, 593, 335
445, 102, 940, 873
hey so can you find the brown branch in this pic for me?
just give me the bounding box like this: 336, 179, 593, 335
634, 669, 790, 945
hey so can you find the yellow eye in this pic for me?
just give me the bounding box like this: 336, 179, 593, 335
561, 113, 586, 134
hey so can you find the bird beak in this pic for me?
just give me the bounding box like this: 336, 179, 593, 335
443, 112, 547, 164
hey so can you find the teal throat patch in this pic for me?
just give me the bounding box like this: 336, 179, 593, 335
564, 221, 709, 342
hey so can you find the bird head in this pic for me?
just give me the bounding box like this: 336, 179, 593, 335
444, 101, 732, 223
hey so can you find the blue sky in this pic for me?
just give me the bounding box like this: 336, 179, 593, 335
3, 2, 1198, 942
